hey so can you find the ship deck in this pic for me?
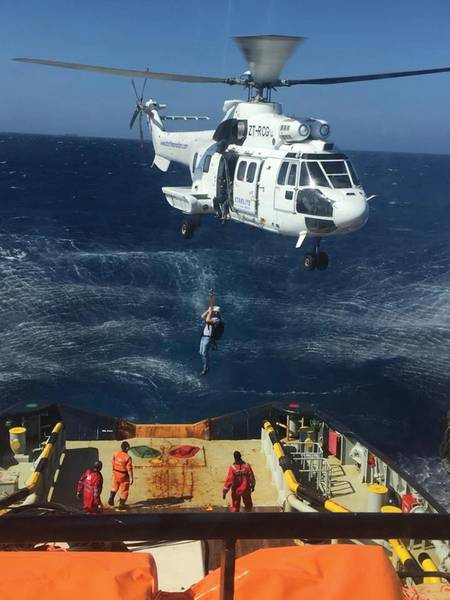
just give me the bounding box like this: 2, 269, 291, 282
327, 456, 370, 512
2, 437, 373, 513
50, 437, 280, 510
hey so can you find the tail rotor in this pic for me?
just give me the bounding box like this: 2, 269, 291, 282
129, 75, 149, 148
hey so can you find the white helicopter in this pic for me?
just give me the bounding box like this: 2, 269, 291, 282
14, 36, 450, 270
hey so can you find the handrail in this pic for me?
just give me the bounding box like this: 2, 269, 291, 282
0, 422, 64, 509
0, 507, 450, 600
263, 420, 444, 584
0, 512, 449, 600
26, 422, 64, 489
0, 512, 448, 543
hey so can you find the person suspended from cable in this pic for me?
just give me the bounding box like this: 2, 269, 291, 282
199, 289, 225, 377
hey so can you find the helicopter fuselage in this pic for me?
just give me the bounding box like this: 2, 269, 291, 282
150, 100, 369, 251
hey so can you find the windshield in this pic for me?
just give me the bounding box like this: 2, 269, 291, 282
320, 160, 352, 189
302, 162, 330, 188
346, 160, 360, 186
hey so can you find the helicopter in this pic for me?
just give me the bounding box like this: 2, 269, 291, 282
14, 35, 450, 270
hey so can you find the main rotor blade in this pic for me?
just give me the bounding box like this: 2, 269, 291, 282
129, 107, 140, 130
141, 74, 148, 100
13, 57, 237, 84
131, 79, 140, 100
283, 66, 450, 86
138, 113, 144, 149
235, 35, 304, 85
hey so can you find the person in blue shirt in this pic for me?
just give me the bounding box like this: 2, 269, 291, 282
199, 304, 221, 376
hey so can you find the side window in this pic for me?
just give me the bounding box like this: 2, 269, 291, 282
287, 163, 297, 186
277, 161, 289, 185
299, 162, 310, 186
192, 152, 198, 173
203, 154, 211, 173
237, 161, 247, 181
246, 162, 257, 183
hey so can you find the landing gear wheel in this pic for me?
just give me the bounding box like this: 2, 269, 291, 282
316, 251, 329, 270
303, 253, 316, 271
181, 219, 195, 239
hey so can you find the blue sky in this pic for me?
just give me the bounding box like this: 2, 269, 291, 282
2, 0, 450, 153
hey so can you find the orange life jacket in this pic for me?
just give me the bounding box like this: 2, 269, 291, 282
112, 450, 133, 478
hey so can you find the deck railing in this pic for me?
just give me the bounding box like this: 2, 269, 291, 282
0, 422, 65, 509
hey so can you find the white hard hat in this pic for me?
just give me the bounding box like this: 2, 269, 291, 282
213, 305, 221, 313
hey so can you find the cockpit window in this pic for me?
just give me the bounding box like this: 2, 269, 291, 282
287, 163, 297, 186
321, 160, 352, 188
321, 161, 347, 175
299, 162, 309, 186
346, 161, 360, 186
307, 162, 330, 188
277, 161, 289, 185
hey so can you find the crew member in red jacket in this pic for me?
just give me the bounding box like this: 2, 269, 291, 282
108, 441, 133, 510
223, 450, 256, 512
77, 461, 103, 513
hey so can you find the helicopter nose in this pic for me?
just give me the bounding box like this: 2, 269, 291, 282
333, 194, 369, 233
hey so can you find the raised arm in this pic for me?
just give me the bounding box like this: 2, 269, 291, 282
201, 306, 213, 322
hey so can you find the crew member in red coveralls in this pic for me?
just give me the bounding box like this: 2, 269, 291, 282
77, 461, 103, 513
222, 450, 256, 512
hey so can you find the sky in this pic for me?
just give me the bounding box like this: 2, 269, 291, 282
1, 0, 450, 153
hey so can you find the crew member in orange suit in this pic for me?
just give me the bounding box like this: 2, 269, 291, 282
108, 441, 133, 510
223, 450, 256, 512
77, 461, 103, 513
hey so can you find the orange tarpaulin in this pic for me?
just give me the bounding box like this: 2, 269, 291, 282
0, 552, 158, 600
190, 545, 402, 600
0, 545, 402, 600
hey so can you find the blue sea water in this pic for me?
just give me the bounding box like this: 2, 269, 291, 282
0, 133, 449, 505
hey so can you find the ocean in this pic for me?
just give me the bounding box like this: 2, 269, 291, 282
0, 133, 449, 506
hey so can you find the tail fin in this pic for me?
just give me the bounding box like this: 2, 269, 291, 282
145, 100, 171, 171
152, 154, 170, 171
